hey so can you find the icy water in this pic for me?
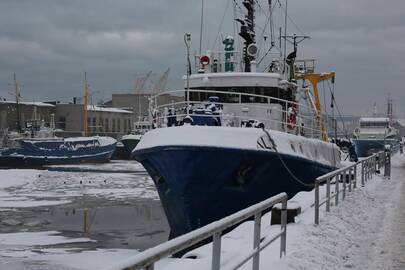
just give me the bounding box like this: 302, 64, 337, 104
0, 161, 170, 269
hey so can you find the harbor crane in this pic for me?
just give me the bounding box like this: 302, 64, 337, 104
295, 71, 336, 141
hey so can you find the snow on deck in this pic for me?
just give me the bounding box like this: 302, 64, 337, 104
136, 126, 341, 167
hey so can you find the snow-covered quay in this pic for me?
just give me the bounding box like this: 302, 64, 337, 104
0, 156, 404, 269
111, 155, 405, 270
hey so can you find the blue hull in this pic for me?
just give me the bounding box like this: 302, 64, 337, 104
134, 146, 335, 238
353, 139, 399, 157
0, 138, 116, 167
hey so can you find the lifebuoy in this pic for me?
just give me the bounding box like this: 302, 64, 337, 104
287, 104, 298, 130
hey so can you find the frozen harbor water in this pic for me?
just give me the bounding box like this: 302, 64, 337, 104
0, 160, 170, 270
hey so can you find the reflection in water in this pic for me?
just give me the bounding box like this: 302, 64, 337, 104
39, 200, 170, 250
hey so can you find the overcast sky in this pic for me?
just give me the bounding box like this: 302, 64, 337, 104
0, 0, 404, 117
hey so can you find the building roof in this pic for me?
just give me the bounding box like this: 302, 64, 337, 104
0, 100, 55, 107
87, 105, 132, 114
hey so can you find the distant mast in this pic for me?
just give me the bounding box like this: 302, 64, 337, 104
83, 72, 89, 136
13, 73, 22, 132
387, 95, 393, 122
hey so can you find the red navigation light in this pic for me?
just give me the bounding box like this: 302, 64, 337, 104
200, 55, 210, 65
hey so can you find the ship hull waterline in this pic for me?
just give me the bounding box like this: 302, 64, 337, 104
134, 145, 336, 239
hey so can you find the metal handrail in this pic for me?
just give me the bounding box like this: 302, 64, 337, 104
105, 192, 288, 270
152, 111, 322, 136
150, 89, 327, 138
152, 89, 303, 108
314, 151, 388, 224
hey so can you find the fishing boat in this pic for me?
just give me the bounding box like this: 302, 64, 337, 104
352, 100, 400, 157
133, 0, 341, 238
0, 136, 116, 167
121, 120, 151, 155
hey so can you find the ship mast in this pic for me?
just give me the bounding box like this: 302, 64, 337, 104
238, 0, 256, 72
83, 72, 89, 136
13, 73, 22, 133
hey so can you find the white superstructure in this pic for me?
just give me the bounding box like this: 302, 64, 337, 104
354, 117, 398, 139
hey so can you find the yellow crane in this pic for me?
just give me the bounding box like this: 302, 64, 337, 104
295, 71, 335, 141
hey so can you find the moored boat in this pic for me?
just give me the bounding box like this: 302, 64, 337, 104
121, 121, 151, 155
133, 0, 341, 238
0, 136, 116, 167
353, 117, 400, 157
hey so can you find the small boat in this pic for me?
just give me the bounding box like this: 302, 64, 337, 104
121, 121, 151, 155
0, 136, 116, 167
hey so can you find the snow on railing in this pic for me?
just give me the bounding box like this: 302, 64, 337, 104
149, 89, 328, 140
313, 150, 389, 225
104, 193, 288, 270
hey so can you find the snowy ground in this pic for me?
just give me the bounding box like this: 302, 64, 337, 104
115, 154, 405, 270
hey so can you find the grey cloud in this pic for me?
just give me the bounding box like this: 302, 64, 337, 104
0, 0, 404, 116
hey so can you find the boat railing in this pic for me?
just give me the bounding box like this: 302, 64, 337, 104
294, 59, 316, 75
104, 192, 288, 270
150, 89, 328, 139
313, 150, 387, 225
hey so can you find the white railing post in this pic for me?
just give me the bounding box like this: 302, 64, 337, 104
326, 177, 331, 212
252, 212, 262, 270
314, 181, 320, 225
335, 175, 339, 206
280, 199, 287, 257
212, 232, 222, 270
342, 171, 346, 200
